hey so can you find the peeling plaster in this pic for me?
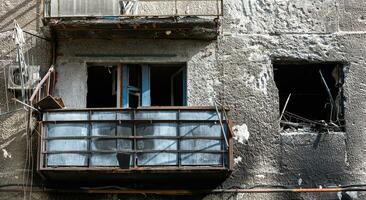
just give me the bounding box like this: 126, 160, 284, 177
233, 124, 250, 144
234, 156, 243, 165
243, 65, 270, 95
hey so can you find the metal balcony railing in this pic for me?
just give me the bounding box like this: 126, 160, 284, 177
43, 0, 223, 18
39, 107, 232, 171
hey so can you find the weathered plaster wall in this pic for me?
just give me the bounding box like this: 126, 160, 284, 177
54, 39, 217, 108
1, 0, 366, 200
0, 1, 51, 200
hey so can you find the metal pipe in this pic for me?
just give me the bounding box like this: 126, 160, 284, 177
214, 101, 229, 147
3, 69, 9, 112
29, 66, 54, 102
23, 30, 50, 41
279, 93, 291, 121
12, 98, 39, 112
1, 186, 366, 194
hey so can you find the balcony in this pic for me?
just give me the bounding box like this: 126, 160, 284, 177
43, 0, 223, 40
38, 107, 233, 186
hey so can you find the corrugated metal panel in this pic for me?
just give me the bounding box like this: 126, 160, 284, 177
47, 0, 222, 17
50, 0, 119, 17
42, 108, 229, 168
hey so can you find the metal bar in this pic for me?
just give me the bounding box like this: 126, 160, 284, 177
214, 101, 228, 147
41, 119, 228, 123
39, 165, 227, 170
87, 110, 91, 167
12, 98, 39, 112
3, 69, 9, 112
43, 136, 225, 140
29, 66, 54, 102
45, 14, 222, 18
23, 30, 50, 41
43, 150, 226, 154
177, 109, 181, 167
42, 106, 227, 111
220, 107, 225, 167
279, 93, 291, 121
133, 109, 137, 167
3, 186, 366, 194
319, 69, 336, 122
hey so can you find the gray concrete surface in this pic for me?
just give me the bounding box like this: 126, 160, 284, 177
1, 0, 366, 199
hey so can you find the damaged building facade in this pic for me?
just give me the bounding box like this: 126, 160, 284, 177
1, 0, 366, 199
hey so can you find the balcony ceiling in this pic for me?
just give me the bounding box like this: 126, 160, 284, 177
44, 17, 219, 40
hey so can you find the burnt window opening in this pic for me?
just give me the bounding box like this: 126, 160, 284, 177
150, 65, 186, 106
86, 64, 187, 109
274, 62, 345, 131
87, 66, 117, 108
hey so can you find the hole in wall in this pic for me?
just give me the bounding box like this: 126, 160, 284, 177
273, 61, 345, 132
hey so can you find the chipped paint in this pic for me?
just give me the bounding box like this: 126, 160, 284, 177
233, 124, 250, 144
2, 149, 11, 159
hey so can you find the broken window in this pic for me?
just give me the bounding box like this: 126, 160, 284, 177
150, 65, 186, 106
273, 62, 345, 131
87, 66, 117, 108
87, 64, 187, 108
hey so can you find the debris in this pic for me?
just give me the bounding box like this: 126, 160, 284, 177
280, 121, 301, 128
319, 69, 336, 122
35, 95, 65, 110
117, 153, 131, 169
279, 93, 291, 121
2, 149, 12, 159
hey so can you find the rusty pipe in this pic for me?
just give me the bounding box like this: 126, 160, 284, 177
1, 187, 366, 195
29, 65, 54, 102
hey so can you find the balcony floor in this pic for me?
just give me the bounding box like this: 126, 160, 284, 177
44, 16, 219, 40
40, 167, 231, 188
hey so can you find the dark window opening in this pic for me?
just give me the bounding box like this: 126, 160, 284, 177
128, 65, 141, 108
273, 62, 345, 131
150, 65, 185, 106
87, 66, 117, 108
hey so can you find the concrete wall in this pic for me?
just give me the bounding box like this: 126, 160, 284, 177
1, 0, 366, 200
0, 1, 51, 200
54, 39, 217, 108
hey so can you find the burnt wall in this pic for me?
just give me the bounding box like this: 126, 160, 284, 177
1, 0, 366, 200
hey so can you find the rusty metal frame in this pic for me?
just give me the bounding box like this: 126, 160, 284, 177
38, 107, 233, 173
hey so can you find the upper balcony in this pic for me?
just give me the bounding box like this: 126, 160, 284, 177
43, 0, 223, 40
